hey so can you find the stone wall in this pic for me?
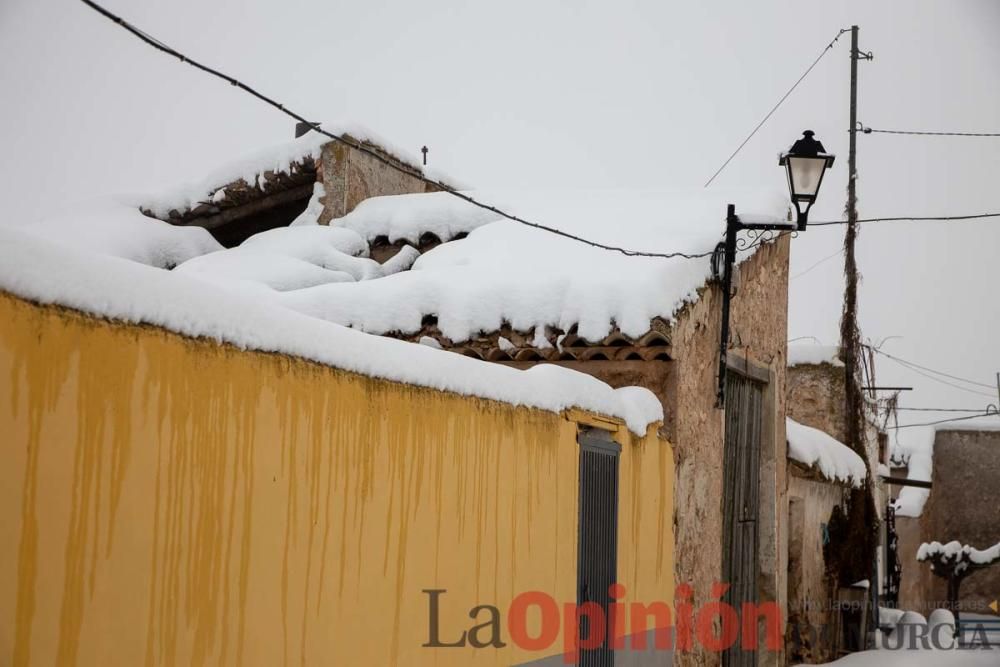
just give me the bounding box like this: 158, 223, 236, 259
317, 139, 439, 223
667, 237, 790, 667
787, 363, 846, 443
895, 515, 931, 613
919, 429, 1000, 614
786, 473, 848, 664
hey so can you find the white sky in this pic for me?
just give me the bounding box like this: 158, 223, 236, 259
2, 0, 998, 452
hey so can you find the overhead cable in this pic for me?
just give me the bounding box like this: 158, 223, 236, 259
888, 412, 998, 429
703, 28, 850, 187
862, 128, 1000, 138
77, 0, 713, 261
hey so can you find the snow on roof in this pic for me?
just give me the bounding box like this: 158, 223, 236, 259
0, 226, 662, 436
786, 417, 867, 487
142, 121, 436, 220
892, 418, 1000, 518
14, 197, 222, 269
269, 187, 789, 343
893, 445, 932, 517
335, 191, 503, 244
174, 225, 420, 291
788, 344, 843, 367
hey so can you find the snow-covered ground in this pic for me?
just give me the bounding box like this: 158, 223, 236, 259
802, 648, 999, 666
800, 608, 1000, 666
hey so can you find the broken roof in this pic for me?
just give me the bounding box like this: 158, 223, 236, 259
186, 187, 790, 347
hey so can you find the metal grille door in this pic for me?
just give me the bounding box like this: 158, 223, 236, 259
577, 430, 621, 667
722, 372, 764, 667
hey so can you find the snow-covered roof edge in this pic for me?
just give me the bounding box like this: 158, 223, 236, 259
786, 417, 867, 487
934, 420, 1000, 433
0, 227, 662, 436
142, 121, 460, 220
788, 344, 843, 367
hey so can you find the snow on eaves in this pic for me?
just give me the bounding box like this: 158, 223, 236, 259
786, 417, 867, 487
295, 188, 791, 343
336, 191, 503, 243
788, 344, 843, 367
0, 227, 662, 436
893, 445, 932, 517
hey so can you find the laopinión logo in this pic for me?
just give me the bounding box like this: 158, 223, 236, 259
422, 583, 784, 662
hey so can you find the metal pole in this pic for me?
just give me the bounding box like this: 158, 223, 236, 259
716, 204, 739, 407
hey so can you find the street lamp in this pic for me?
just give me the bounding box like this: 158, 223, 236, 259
715, 130, 835, 407
780, 130, 836, 230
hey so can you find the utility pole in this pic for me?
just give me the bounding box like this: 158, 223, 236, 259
841, 25, 871, 458
840, 26, 878, 647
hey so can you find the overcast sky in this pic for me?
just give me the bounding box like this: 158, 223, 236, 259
2, 0, 998, 451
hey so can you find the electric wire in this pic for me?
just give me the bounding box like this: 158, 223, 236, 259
879, 362, 996, 399
864, 128, 1000, 137
73, 2, 1000, 260
869, 348, 996, 389
809, 212, 1000, 227
703, 28, 850, 187
887, 412, 999, 429
77, 0, 713, 261
790, 247, 843, 280
893, 407, 991, 413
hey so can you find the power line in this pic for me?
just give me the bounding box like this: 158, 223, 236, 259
69, 2, 1000, 261
790, 247, 843, 280
703, 28, 850, 188
863, 128, 1000, 138
809, 212, 1000, 226
893, 407, 991, 413
888, 412, 999, 429
78, 0, 714, 262
882, 361, 996, 399
869, 348, 996, 389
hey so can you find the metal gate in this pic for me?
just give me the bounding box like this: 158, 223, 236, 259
722, 371, 764, 667
577, 429, 621, 667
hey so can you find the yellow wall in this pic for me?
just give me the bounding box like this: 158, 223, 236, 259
0, 292, 673, 666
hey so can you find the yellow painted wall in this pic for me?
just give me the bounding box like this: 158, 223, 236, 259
0, 292, 673, 666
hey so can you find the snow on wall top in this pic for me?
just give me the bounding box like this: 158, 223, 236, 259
786, 417, 867, 487
934, 418, 1000, 432
0, 226, 662, 436
788, 344, 843, 367
290, 187, 790, 343
142, 121, 433, 220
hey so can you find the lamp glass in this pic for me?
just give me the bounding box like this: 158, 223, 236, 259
786, 155, 828, 200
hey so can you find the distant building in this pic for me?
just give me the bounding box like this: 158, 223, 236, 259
900, 426, 1000, 617
784, 346, 887, 662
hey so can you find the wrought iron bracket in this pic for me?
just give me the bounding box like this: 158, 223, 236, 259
715, 204, 797, 408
